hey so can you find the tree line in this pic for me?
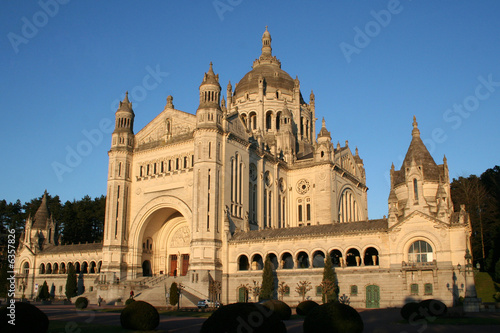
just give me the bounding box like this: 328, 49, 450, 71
450, 165, 500, 277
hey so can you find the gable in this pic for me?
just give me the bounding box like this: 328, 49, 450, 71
135, 108, 196, 147
226, 112, 249, 141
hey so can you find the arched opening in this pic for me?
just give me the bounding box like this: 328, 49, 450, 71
238, 286, 249, 303
364, 247, 379, 266
251, 254, 263, 270
40, 263, 45, 274
267, 253, 279, 270
346, 248, 361, 267
81, 262, 88, 274
276, 112, 281, 131
408, 240, 433, 263
60, 263, 66, 274
75, 262, 81, 274
53, 263, 59, 274
142, 260, 152, 277
312, 250, 326, 268
139, 207, 190, 277
97, 261, 102, 273
297, 251, 310, 269
338, 188, 360, 223
238, 255, 249, 271
329, 250, 343, 267
281, 252, 294, 269
90, 261, 96, 273
240, 113, 248, 128
266, 111, 273, 130
249, 112, 257, 130
46, 263, 52, 274
22, 262, 29, 278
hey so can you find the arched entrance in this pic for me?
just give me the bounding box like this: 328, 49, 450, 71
137, 207, 191, 277
142, 260, 152, 277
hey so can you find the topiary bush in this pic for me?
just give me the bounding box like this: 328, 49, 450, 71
75, 297, 89, 309
419, 299, 447, 318
125, 298, 136, 306
120, 300, 159, 331
0, 302, 49, 333
296, 300, 319, 316
200, 302, 286, 333
262, 299, 291, 320
303, 302, 363, 333
401, 302, 421, 322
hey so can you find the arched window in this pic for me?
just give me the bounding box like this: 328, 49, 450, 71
22, 262, 30, 277
53, 263, 59, 274
413, 178, 419, 201
364, 247, 379, 266
276, 112, 281, 131
329, 250, 343, 267
267, 253, 279, 270
312, 250, 326, 268
346, 248, 361, 267
251, 254, 263, 270
338, 188, 360, 223
408, 240, 433, 263
297, 251, 310, 269
266, 111, 273, 130
281, 252, 294, 269
40, 263, 45, 274
238, 255, 249, 271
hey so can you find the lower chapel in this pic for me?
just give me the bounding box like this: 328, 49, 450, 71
15, 29, 474, 308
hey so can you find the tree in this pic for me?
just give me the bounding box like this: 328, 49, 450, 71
321, 257, 339, 303
251, 280, 260, 302
65, 264, 77, 300
38, 281, 50, 301
260, 256, 274, 300
169, 282, 179, 306
295, 280, 312, 302
278, 282, 289, 301
209, 279, 221, 305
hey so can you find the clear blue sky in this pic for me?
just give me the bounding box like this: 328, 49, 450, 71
1, 1, 499, 219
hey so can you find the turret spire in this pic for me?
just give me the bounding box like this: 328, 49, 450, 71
261, 26, 272, 57
412, 115, 420, 137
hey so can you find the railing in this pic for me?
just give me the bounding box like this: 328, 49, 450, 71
402, 260, 437, 270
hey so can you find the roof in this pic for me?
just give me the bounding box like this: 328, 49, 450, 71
230, 219, 388, 242
393, 117, 441, 186
32, 192, 50, 229
234, 64, 295, 99
41, 242, 103, 254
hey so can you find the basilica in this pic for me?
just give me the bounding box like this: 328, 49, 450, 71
15, 28, 473, 308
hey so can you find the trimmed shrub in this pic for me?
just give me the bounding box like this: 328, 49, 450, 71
125, 298, 136, 306
201, 302, 286, 333
400, 302, 420, 322
296, 300, 319, 316
419, 299, 447, 318
75, 297, 89, 309
38, 281, 50, 301
303, 302, 363, 333
262, 299, 291, 320
0, 302, 49, 333
120, 300, 159, 331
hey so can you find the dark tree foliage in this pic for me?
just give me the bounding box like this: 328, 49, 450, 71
38, 281, 50, 301
451, 166, 500, 273
260, 256, 275, 300
169, 282, 179, 306
321, 256, 339, 303
65, 265, 77, 300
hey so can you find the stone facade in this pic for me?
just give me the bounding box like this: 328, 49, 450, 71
15, 28, 472, 308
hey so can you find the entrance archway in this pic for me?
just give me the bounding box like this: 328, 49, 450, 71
142, 260, 152, 277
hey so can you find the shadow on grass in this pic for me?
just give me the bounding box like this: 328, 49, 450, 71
48, 320, 169, 333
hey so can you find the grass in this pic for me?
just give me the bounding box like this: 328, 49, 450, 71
47, 320, 169, 333
475, 272, 500, 302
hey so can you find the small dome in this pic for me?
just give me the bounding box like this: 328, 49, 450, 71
234, 65, 295, 100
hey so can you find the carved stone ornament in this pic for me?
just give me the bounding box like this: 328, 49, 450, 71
171, 226, 190, 248
296, 179, 310, 194
249, 164, 257, 181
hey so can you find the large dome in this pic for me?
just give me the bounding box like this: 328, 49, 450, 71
233, 64, 295, 99
233, 27, 296, 99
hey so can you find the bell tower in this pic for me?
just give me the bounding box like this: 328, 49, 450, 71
102, 92, 135, 283
191, 63, 224, 289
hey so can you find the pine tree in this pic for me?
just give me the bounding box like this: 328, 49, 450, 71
260, 256, 274, 300
65, 264, 77, 300
38, 280, 50, 301
169, 282, 179, 306
321, 256, 339, 303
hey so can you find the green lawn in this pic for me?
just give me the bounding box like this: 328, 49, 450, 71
48, 320, 168, 333
475, 272, 500, 302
